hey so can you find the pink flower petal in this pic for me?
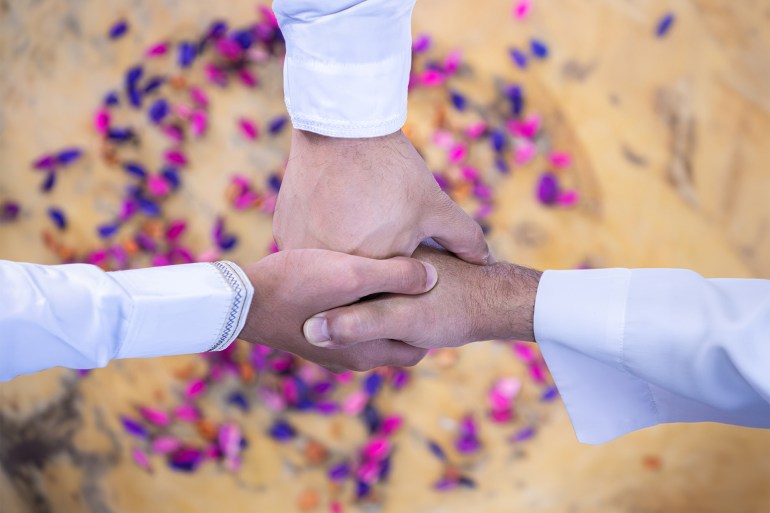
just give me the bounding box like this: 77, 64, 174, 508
189, 87, 209, 109
513, 140, 536, 165
420, 69, 445, 87
191, 111, 208, 138
549, 151, 572, 169
185, 379, 206, 399
131, 447, 152, 471
94, 109, 110, 134
139, 406, 170, 426
448, 143, 467, 164
164, 149, 187, 167
147, 175, 170, 197
362, 437, 390, 462
514, 0, 532, 21
238, 68, 258, 88
342, 391, 368, 416
174, 404, 200, 422
380, 415, 403, 436
197, 248, 222, 262
557, 189, 580, 207
238, 118, 259, 140
152, 436, 182, 454
444, 50, 462, 74
431, 130, 455, 149
465, 121, 488, 139
145, 42, 169, 58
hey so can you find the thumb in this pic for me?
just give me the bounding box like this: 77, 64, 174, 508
304, 299, 412, 349
340, 255, 438, 302
426, 196, 493, 265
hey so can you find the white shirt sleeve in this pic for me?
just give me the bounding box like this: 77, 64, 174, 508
273, 0, 415, 138
534, 268, 770, 444
0, 260, 253, 381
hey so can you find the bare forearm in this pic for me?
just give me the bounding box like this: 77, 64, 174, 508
476, 262, 542, 343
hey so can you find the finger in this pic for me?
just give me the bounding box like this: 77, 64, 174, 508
304, 299, 413, 349
425, 197, 493, 265
376, 339, 427, 368
341, 255, 438, 302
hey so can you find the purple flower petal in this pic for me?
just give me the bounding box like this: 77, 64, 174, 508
142, 76, 165, 95
536, 172, 560, 205
108, 19, 129, 40
656, 13, 676, 38
47, 207, 67, 230
178, 42, 197, 68
427, 440, 446, 461
328, 462, 350, 482
32, 154, 57, 171
268, 419, 296, 442
412, 34, 431, 53
148, 98, 169, 124
121, 416, 148, 438
510, 425, 536, 442
268, 116, 288, 135
509, 47, 528, 69
122, 162, 147, 179
530, 39, 549, 59
40, 172, 57, 193
449, 90, 467, 111
363, 373, 383, 397
55, 148, 82, 166
97, 222, 120, 239
0, 201, 20, 222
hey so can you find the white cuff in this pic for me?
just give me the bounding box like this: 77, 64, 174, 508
275, 0, 415, 138
534, 269, 661, 444
110, 261, 253, 359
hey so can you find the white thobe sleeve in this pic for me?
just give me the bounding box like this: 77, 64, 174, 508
273, 0, 415, 138
534, 268, 770, 444
0, 260, 253, 381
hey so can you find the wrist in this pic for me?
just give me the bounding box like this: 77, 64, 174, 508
291, 128, 403, 154
473, 263, 541, 342
237, 262, 268, 346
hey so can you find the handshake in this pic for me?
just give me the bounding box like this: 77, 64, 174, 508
239, 130, 541, 373
239, 246, 541, 373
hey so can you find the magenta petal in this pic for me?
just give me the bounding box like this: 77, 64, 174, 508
132, 447, 152, 472
94, 108, 111, 134
185, 379, 206, 398
152, 436, 182, 454
174, 404, 201, 422
444, 50, 462, 74
238, 118, 259, 140
557, 189, 580, 207
33, 154, 57, 171
164, 149, 187, 167
513, 0, 532, 20
362, 437, 390, 462
145, 42, 169, 58
189, 87, 209, 108
237, 68, 258, 88
139, 406, 170, 426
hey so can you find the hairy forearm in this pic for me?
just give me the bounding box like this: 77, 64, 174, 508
476, 262, 542, 343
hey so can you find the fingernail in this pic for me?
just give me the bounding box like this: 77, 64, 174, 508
304, 316, 331, 347
423, 262, 438, 290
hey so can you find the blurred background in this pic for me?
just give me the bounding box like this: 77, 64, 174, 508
1, 0, 769, 512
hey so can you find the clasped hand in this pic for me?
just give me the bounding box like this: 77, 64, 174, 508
241, 129, 537, 372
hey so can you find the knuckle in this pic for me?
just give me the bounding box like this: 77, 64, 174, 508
394, 259, 423, 292
347, 355, 373, 373
328, 312, 366, 344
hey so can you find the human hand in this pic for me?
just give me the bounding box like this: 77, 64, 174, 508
273, 129, 492, 263
237, 249, 436, 372
302, 245, 542, 350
